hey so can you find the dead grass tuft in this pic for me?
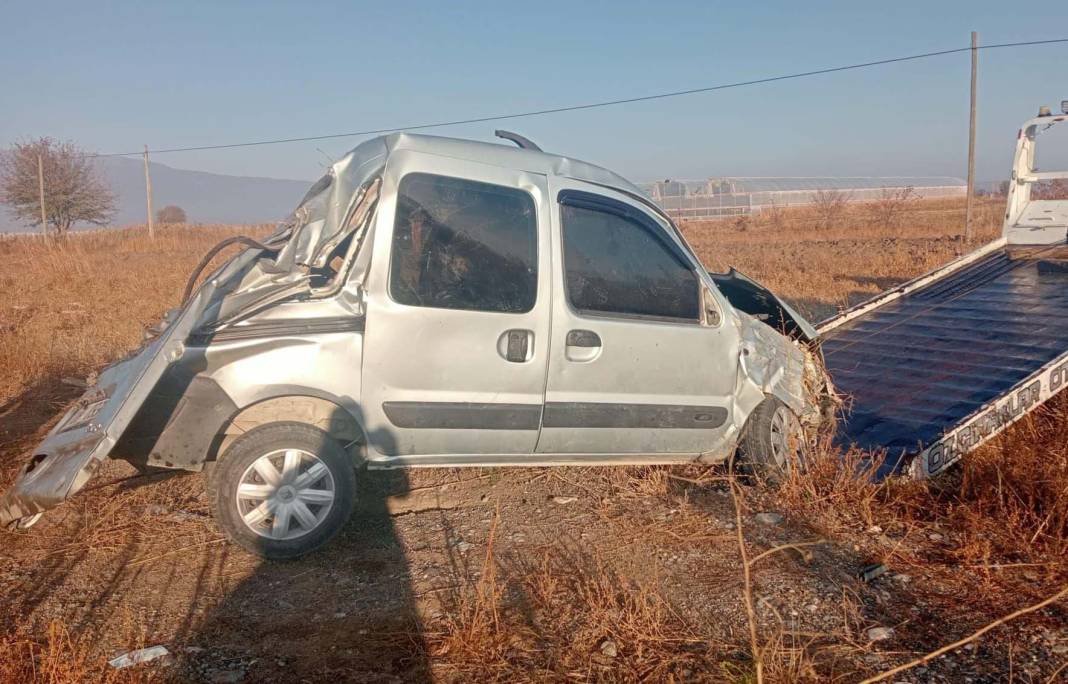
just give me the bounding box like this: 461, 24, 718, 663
430, 513, 723, 681
947, 396, 1068, 563
774, 396, 1068, 570
0, 621, 157, 683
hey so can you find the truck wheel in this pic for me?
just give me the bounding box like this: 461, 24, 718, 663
734, 397, 805, 484
207, 422, 356, 560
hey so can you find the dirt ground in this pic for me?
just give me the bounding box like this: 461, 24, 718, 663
2, 199, 1067, 682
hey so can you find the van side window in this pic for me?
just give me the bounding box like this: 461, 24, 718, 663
389, 173, 538, 313
560, 198, 699, 321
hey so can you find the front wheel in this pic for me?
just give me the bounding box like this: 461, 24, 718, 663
207, 422, 356, 560
734, 397, 805, 484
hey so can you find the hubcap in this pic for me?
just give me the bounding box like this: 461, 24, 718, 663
235, 449, 336, 540
769, 406, 804, 471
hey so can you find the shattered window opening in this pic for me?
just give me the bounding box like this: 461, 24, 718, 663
308, 233, 354, 288
561, 201, 700, 322
388, 173, 538, 314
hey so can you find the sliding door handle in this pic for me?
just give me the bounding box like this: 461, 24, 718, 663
565, 329, 601, 362
566, 330, 601, 347
498, 329, 533, 363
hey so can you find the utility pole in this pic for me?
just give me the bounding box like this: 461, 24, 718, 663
36, 153, 48, 240
964, 31, 978, 242
143, 145, 155, 238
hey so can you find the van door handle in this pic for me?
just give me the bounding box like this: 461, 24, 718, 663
566, 330, 601, 347
565, 329, 601, 362
499, 329, 533, 363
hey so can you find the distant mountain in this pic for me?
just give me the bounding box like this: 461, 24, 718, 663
1, 156, 313, 232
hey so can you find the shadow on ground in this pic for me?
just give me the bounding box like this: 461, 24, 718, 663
0, 379, 433, 682
175, 469, 431, 682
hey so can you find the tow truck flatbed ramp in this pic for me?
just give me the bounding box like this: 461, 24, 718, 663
820, 241, 1068, 478
819, 107, 1068, 478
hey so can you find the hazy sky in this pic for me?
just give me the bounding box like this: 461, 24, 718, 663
2, 0, 1066, 184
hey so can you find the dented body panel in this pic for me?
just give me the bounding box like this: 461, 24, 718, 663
0, 133, 828, 528
736, 312, 809, 418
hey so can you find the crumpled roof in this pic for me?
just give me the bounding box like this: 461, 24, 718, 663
270, 132, 645, 270
269, 137, 388, 272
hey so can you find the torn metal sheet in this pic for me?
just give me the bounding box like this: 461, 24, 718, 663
268, 137, 387, 272
0, 277, 219, 527
711, 268, 818, 343
0, 143, 389, 528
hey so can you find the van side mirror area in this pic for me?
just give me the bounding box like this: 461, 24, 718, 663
701, 282, 722, 327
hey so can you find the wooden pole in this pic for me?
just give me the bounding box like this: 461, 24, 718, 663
36, 153, 48, 240
964, 31, 978, 242
143, 145, 155, 238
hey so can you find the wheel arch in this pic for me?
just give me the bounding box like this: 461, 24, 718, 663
215, 391, 367, 463
121, 378, 369, 472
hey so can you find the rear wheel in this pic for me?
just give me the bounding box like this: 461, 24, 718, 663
207, 422, 356, 560
734, 397, 805, 484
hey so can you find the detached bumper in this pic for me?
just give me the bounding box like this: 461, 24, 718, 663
0, 428, 110, 527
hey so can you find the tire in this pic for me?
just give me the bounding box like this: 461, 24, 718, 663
734, 397, 805, 484
207, 421, 356, 560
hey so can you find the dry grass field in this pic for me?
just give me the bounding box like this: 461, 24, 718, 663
1, 198, 1067, 682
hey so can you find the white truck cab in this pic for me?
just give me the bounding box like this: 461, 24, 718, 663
1004, 104, 1068, 244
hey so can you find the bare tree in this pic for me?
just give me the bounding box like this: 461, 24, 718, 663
812, 189, 850, 229
0, 138, 116, 236
868, 186, 916, 230
157, 205, 187, 224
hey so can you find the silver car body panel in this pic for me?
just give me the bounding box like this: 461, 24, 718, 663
0, 133, 822, 527
735, 312, 808, 417
536, 175, 741, 456
358, 148, 553, 458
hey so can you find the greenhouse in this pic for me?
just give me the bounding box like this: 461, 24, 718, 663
642, 176, 967, 219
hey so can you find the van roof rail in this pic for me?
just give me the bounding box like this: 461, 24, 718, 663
494, 130, 542, 152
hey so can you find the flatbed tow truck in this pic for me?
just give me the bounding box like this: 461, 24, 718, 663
822, 104, 1068, 478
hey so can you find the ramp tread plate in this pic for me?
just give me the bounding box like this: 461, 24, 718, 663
823, 245, 1068, 469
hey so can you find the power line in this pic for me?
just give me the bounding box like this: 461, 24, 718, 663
89, 37, 1068, 158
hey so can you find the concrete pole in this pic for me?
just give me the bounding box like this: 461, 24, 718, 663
143, 145, 155, 238
965, 31, 978, 242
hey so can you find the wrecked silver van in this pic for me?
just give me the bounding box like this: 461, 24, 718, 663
0, 132, 830, 559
